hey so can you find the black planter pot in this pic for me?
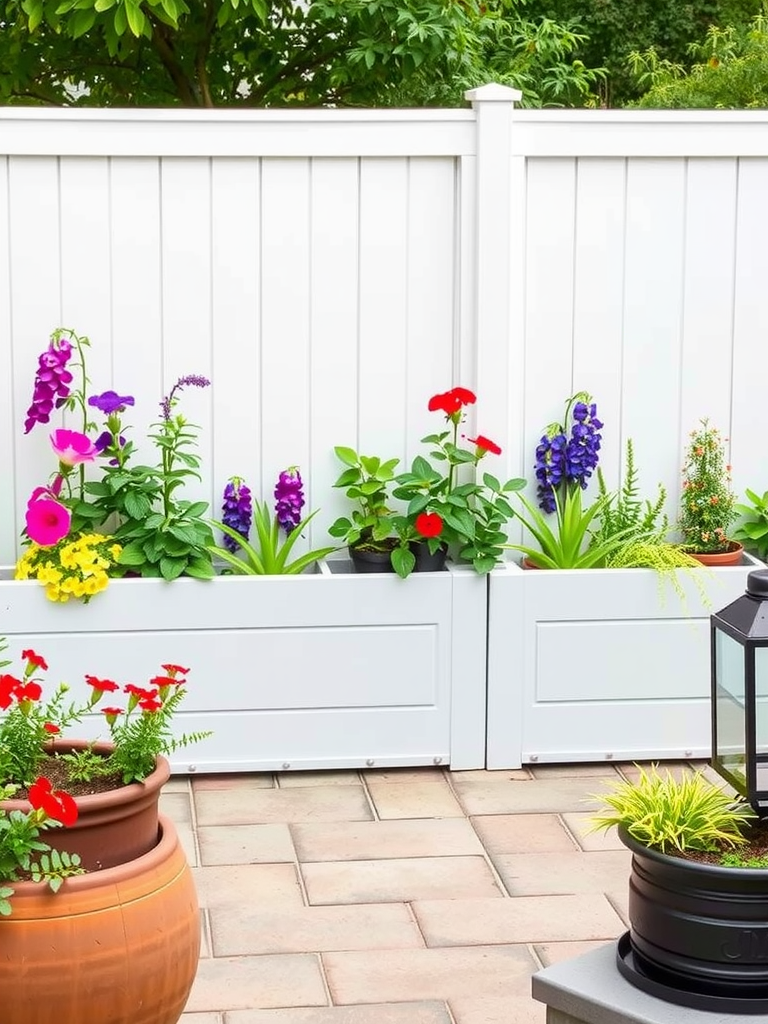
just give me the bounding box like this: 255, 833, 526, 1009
349, 545, 395, 574
617, 825, 768, 1011
409, 542, 448, 573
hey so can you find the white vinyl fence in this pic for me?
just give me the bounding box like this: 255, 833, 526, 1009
2, 95, 768, 564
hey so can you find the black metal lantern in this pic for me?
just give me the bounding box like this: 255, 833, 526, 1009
710, 568, 768, 815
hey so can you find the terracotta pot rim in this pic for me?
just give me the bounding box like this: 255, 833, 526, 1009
2, 743, 170, 812
5, 814, 175, 898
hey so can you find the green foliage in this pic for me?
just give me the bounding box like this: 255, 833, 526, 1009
631, 14, 768, 108
678, 419, 738, 554
720, 850, 768, 868
210, 505, 336, 575
521, 0, 761, 105
0, 682, 85, 788
506, 485, 637, 569
329, 448, 399, 552
595, 440, 668, 544
734, 488, 768, 560
592, 764, 755, 853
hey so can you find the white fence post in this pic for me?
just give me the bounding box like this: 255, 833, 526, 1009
464, 84, 522, 485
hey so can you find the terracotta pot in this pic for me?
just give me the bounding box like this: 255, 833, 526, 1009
522, 557, 544, 570
689, 541, 744, 567
0, 815, 199, 1024
1, 741, 169, 871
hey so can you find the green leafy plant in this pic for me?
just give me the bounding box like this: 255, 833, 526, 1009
594, 439, 668, 543
679, 419, 738, 554
592, 764, 755, 853
734, 488, 768, 560
720, 850, 768, 868
211, 505, 336, 575
329, 448, 400, 552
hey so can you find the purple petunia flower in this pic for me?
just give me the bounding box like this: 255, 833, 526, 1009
89, 390, 135, 414
160, 374, 211, 421
274, 467, 305, 534
24, 337, 74, 433
221, 477, 253, 552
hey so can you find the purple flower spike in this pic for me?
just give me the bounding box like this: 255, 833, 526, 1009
222, 477, 253, 552
534, 397, 603, 512
89, 390, 135, 414
274, 467, 305, 534
161, 374, 211, 421
24, 336, 74, 433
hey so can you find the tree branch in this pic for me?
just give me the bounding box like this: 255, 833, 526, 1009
147, 14, 200, 104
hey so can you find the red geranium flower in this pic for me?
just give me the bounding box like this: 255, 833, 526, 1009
138, 697, 163, 713
21, 649, 48, 671
15, 681, 42, 702
43, 722, 60, 735
415, 512, 444, 538
0, 674, 21, 710
467, 434, 502, 456
84, 674, 120, 693
427, 386, 476, 417
28, 776, 78, 827
161, 664, 190, 676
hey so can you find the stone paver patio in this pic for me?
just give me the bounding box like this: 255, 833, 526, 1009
167, 760, 715, 1024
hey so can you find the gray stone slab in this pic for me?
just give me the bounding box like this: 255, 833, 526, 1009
532, 942, 759, 1024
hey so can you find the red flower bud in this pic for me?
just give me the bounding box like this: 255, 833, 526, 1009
467, 434, 502, 456
21, 649, 48, 671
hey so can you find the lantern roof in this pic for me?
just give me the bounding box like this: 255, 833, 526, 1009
713, 570, 768, 639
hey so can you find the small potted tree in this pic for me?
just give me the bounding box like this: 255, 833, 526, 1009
679, 419, 742, 565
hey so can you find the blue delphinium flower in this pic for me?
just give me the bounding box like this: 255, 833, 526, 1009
535, 395, 603, 512
221, 477, 253, 552
274, 467, 305, 534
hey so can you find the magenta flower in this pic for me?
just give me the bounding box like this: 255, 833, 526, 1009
274, 467, 305, 534
50, 428, 98, 466
88, 391, 135, 414
221, 477, 253, 552
26, 497, 71, 546
24, 337, 74, 434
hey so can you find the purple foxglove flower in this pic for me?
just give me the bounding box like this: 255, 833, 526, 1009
274, 467, 305, 534
160, 374, 211, 421
534, 397, 603, 511
89, 390, 135, 414
221, 477, 253, 552
24, 337, 74, 433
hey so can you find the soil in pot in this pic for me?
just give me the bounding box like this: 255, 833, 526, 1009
689, 541, 744, 566
349, 537, 398, 573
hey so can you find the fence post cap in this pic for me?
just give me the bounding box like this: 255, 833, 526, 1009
464, 83, 522, 105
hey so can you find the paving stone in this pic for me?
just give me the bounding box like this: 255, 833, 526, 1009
561, 813, 625, 852
471, 814, 577, 855
161, 790, 193, 824
210, 902, 424, 956
194, 786, 373, 826
303, 856, 502, 905
491, 851, 631, 898
529, 764, 622, 780
363, 769, 448, 783
366, 777, 464, 819
193, 774, 276, 790
181, 1014, 223, 1024
176, 822, 199, 866
193, 863, 304, 908
198, 824, 295, 865
451, 769, 532, 782
412, 894, 624, 946
165, 776, 193, 793
186, 954, 326, 1013
277, 772, 363, 787
452, 778, 604, 816
449, 995, 545, 1024
293, 818, 483, 862
323, 945, 537, 1003
225, 1004, 452, 1024
534, 939, 615, 967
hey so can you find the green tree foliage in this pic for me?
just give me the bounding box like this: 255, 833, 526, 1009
631, 14, 768, 108
520, 0, 762, 105
0, 0, 604, 107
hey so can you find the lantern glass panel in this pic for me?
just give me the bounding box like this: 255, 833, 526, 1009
754, 647, 768, 793
714, 627, 747, 788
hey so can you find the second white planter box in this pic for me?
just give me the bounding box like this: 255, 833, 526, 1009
0, 559, 488, 773
487, 557, 761, 769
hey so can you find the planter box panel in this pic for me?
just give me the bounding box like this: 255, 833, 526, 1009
1, 561, 487, 772
487, 558, 760, 769
535, 618, 708, 702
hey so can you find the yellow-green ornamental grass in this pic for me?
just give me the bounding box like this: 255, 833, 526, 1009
592, 764, 755, 853
15, 533, 121, 603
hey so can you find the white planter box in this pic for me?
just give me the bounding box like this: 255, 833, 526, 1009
0, 559, 488, 773
487, 556, 762, 769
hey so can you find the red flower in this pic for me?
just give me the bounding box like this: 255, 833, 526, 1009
101, 707, 124, 724
43, 722, 60, 735
138, 697, 162, 712
467, 434, 502, 456
150, 675, 179, 688
0, 674, 21, 710
15, 681, 42, 702
124, 684, 158, 701
21, 649, 48, 671
28, 776, 78, 827
161, 663, 190, 676
428, 386, 477, 416
84, 674, 120, 693
415, 512, 444, 538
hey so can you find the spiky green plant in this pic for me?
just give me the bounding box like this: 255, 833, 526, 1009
591, 764, 755, 853
595, 438, 668, 542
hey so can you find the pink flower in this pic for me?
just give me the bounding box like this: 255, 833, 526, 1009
25, 497, 71, 546
50, 428, 97, 466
